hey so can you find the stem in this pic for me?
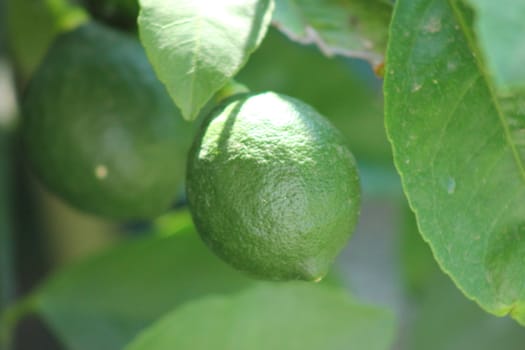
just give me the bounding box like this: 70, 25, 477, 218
0, 0, 18, 345
215, 79, 250, 104
0, 132, 14, 350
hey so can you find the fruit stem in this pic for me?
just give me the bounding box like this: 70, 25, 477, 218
215, 80, 250, 104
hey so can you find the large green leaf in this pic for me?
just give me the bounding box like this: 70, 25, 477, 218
126, 283, 395, 350
272, 0, 392, 64
138, 0, 274, 120
463, 0, 525, 93
28, 211, 254, 350
385, 0, 525, 323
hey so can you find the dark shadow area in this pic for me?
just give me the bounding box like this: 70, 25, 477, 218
15, 315, 63, 350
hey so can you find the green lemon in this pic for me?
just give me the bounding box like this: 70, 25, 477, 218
23, 22, 193, 220
187, 92, 361, 281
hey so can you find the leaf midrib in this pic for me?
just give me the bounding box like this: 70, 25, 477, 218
448, 0, 525, 314
187, 10, 203, 119
448, 0, 525, 185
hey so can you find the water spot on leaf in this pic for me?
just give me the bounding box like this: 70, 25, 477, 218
446, 177, 456, 194
412, 83, 422, 92
424, 17, 442, 33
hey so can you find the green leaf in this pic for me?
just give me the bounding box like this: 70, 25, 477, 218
407, 275, 525, 349
138, 0, 274, 120
6, 0, 88, 80
29, 211, 254, 350
126, 283, 396, 350
463, 0, 525, 94
399, 208, 525, 349
385, 0, 525, 323
399, 207, 441, 296
272, 0, 392, 64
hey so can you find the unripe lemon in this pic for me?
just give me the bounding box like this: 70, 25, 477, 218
23, 23, 193, 220
187, 92, 361, 281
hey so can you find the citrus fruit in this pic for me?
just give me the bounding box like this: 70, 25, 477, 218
23, 22, 193, 220
186, 92, 361, 281
236, 29, 389, 162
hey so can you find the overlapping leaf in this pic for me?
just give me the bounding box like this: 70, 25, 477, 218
464, 0, 525, 93
126, 283, 395, 350
138, 0, 274, 120
28, 212, 254, 350
272, 0, 392, 64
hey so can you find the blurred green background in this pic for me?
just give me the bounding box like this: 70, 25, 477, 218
1, 0, 525, 349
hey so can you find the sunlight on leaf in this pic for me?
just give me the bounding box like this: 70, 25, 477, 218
126, 283, 395, 350
138, 0, 274, 120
